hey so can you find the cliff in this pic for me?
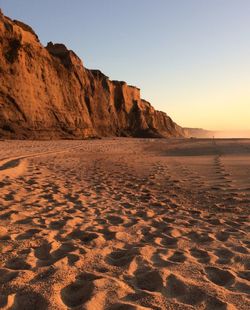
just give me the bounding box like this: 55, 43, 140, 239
0, 10, 185, 139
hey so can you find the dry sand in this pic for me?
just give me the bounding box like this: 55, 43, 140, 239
0, 138, 249, 310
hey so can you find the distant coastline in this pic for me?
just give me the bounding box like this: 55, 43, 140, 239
185, 128, 250, 139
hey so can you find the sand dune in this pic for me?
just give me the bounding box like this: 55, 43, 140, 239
0, 138, 249, 309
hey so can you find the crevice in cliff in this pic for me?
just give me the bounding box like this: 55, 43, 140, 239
85, 95, 92, 115
5, 38, 21, 63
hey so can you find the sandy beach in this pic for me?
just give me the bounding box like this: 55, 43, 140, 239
0, 138, 249, 310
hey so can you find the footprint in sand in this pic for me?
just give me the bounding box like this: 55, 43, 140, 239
135, 268, 164, 292
0, 226, 11, 240
215, 231, 230, 242
165, 273, 231, 309
157, 235, 178, 248
187, 231, 214, 243
10, 290, 49, 310
60, 273, 99, 307
61, 280, 94, 307
214, 248, 234, 264
106, 215, 124, 225
165, 273, 205, 306
168, 250, 186, 263
231, 245, 249, 254
15, 228, 41, 240
5, 257, 31, 270
205, 266, 235, 287
0, 268, 19, 284
190, 248, 211, 264
67, 229, 99, 243
237, 270, 250, 281
107, 248, 137, 267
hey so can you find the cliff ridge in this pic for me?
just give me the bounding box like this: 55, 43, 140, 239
0, 10, 185, 139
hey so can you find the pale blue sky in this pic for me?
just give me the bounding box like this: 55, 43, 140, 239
1, 0, 250, 130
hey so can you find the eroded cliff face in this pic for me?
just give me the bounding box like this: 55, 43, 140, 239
0, 10, 185, 139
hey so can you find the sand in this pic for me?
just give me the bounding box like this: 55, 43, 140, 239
0, 138, 249, 310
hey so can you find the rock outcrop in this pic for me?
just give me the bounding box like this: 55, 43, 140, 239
0, 10, 185, 139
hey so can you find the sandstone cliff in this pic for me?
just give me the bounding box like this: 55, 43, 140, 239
0, 10, 185, 139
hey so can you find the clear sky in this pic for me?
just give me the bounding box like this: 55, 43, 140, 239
1, 0, 249, 131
